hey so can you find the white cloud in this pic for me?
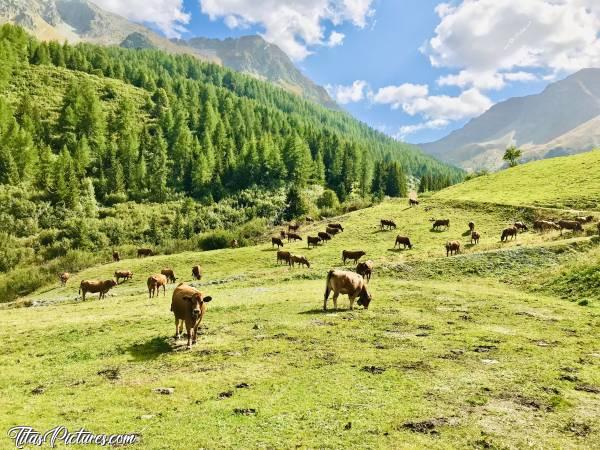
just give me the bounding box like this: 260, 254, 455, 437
92, 0, 191, 38
199, 0, 375, 60
395, 119, 450, 140
371, 83, 429, 109
437, 69, 538, 90
402, 88, 493, 121
326, 80, 369, 104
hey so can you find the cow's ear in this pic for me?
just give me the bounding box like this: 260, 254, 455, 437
203, 296, 213, 303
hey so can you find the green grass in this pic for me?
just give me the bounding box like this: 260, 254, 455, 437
435, 150, 600, 211
1, 194, 599, 448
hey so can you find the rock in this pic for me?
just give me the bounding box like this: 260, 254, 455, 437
234, 408, 257, 416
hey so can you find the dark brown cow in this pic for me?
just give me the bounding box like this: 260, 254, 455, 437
471, 231, 480, 244
394, 235, 412, 249
575, 215, 593, 223
328, 223, 344, 232
558, 220, 583, 234
318, 231, 332, 242
137, 248, 154, 258
114, 270, 133, 284
170, 283, 213, 349
277, 250, 292, 265
533, 220, 560, 232
307, 236, 321, 248
514, 222, 528, 232
79, 279, 117, 301
192, 265, 202, 280
380, 219, 397, 230
501, 226, 518, 242
148, 274, 167, 298
409, 199, 419, 206
356, 260, 374, 282
468, 222, 475, 232
112, 251, 120, 262
291, 255, 310, 268
161, 268, 177, 283
342, 250, 366, 264
326, 226, 340, 236
271, 237, 284, 248
445, 241, 460, 257
431, 219, 450, 230
287, 233, 303, 243
305, 217, 314, 223
288, 223, 300, 232
59, 272, 70, 286
280, 230, 287, 239
324, 270, 372, 310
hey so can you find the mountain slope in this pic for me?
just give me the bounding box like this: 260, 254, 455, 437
420, 69, 600, 171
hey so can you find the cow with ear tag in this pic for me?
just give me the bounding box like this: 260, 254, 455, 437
170, 283, 213, 349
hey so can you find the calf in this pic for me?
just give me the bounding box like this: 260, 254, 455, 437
445, 241, 460, 257
112, 251, 120, 262
326, 226, 340, 236
114, 270, 133, 284
328, 223, 344, 232
409, 199, 419, 206
501, 226, 518, 242
58, 272, 70, 286
291, 255, 310, 268
277, 250, 292, 265
271, 237, 284, 248
137, 248, 154, 258
161, 268, 177, 283
307, 236, 321, 248
170, 283, 213, 349
558, 220, 583, 234
324, 270, 372, 310
318, 231, 332, 243
468, 222, 475, 232
342, 250, 366, 264
288, 223, 300, 232
79, 279, 117, 301
380, 219, 397, 230
356, 260, 374, 282
147, 274, 167, 298
394, 235, 412, 249
431, 219, 450, 230
287, 233, 303, 243
514, 222, 528, 232
191, 265, 202, 280
471, 231, 480, 244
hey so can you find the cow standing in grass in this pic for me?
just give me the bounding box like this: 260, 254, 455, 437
114, 270, 133, 284
558, 220, 583, 235
148, 274, 167, 298
318, 232, 331, 243
501, 226, 518, 242
394, 236, 412, 249
291, 255, 310, 268
514, 222, 528, 232
112, 251, 120, 262
277, 250, 292, 265
324, 270, 372, 310
137, 248, 154, 258
356, 260, 374, 282
328, 223, 344, 232
468, 222, 475, 233
170, 283, 213, 349
307, 236, 321, 248
380, 219, 397, 230
533, 220, 560, 232
79, 279, 117, 301
342, 250, 366, 265
59, 272, 70, 286
161, 268, 177, 283
445, 241, 460, 256
271, 237, 284, 248
192, 265, 202, 280
287, 233, 302, 243
326, 227, 340, 236
431, 219, 450, 230
471, 231, 480, 244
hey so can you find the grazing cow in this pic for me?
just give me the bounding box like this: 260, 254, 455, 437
575, 215, 593, 224
79, 279, 117, 301
280, 230, 287, 239
277, 250, 292, 265
288, 223, 300, 232
58, 272, 70, 286
356, 260, 374, 282
137, 248, 154, 258
192, 265, 202, 280
114, 270, 133, 284
112, 251, 120, 262
558, 220, 583, 234
380, 219, 397, 230
230, 239, 239, 248
445, 241, 460, 257
342, 250, 366, 264
394, 235, 412, 249
468, 222, 475, 232
161, 268, 177, 283
328, 223, 344, 232
291, 255, 310, 268
326, 226, 340, 236
170, 283, 213, 349
431, 219, 450, 230
147, 274, 167, 298
324, 270, 372, 310
409, 199, 419, 206
514, 222, 528, 232
318, 231, 332, 243
305, 217, 314, 223
533, 220, 560, 232
287, 233, 303, 243
471, 231, 480, 244
307, 236, 321, 248
501, 226, 518, 242
271, 237, 284, 248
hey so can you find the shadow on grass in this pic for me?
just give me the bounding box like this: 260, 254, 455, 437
464, 243, 477, 249
429, 228, 448, 233
298, 308, 330, 315
261, 248, 281, 252
128, 336, 173, 361
461, 230, 472, 236
388, 247, 410, 252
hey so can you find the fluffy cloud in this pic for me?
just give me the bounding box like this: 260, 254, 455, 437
371, 83, 429, 109
395, 119, 450, 140
437, 70, 538, 90
199, 0, 375, 60
326, 80, 369, 104
93, 0, 190, 38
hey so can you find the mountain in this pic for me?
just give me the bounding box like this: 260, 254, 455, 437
0, 0, 337, 108
419, 69, 600, 171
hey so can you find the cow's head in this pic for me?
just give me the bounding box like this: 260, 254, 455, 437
185, 292, 213, 320
357, 287, 372, 309
109, 279, 117, 287
305, 260, 311, 268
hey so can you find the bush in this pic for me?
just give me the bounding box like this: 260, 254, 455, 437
317, 189, 340, 210
198, 230, 235, 251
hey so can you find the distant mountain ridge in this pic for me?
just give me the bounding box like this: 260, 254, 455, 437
419, 68, 600, 171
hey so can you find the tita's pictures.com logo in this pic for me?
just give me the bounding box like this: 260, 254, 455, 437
8, 426, 139, 448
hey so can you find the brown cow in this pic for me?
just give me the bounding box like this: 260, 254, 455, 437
409, 199, 419, 206
58, 272, 70, 286
114, 270, 133, 284
471, 231, 480, 244
356, 260, 374, 282
468, 222, 475, 232
288, 223, 300, 232
147, 274, 167, 298
318, 231, 332, 243
277, 250, 292, 265
324, 270, 372, 310
230, 239, 239, 248
514, 222, 528, 232
271, 237, 284, 248
170, 283, 213, 349
112, 251, 120, 262
394, 235, 412, 249
287, 233, 303, 243
305, 217, 314, 223
342, 250, 366, 264
380, 219, 397, 230
291, 255, 310, 268
137, 248, 154, 258
326, 226, 340, 236
575, 215, 593, 223
328, 223, 344, 232
431, 219, 450, 230
445, 241, 460, 257
79, 279, 117, 301
558, 220, 583, 234
280, 230, 287, 239
533, 220, 560, 232
307, 236, 321, 248
192, 265, 202, 280
161, 268, 177, 283
501, 226, 518, 242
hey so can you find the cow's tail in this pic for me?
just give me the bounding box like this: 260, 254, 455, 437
324, 270, 334, 301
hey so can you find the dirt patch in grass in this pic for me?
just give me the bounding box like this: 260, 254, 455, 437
400, 418, 448, 435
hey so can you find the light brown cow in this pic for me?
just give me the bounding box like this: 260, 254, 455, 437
342, 250, 366, 264
307, 236, 321, 248
112, 251, 120, 262
230, 239, 239, 248
471, 231, 480, 244
558, 220, 583, 234
137, 248, 154, 258
271, 237, 284, 248
501, 226, 518, 242
147, 274, 167, 298
326, 227, 340, 236
514, 222, 528, 232
533, 220, 560, 232
114, 270, 133, 284
291, 255, 310, 268
380, 219, 397, 230
277, 250, 292, 265
192, 265, 202, 280
328, 223, 344, 232
445, 241, 460, 257
356, 260, 374, 282
161, 268, 177, 283
170, 283, 213, 349
59, 272, 70, 286
394, 235, 412, 249
324, 270, 372, 310
287, 233, 303, 243
318, 231, 331, 243
79, 279, 117, 301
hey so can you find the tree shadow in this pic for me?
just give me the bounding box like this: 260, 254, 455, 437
128, 336, 173, 361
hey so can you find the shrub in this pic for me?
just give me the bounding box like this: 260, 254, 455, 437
198, 230, 235, 251
317, 189, 340, 210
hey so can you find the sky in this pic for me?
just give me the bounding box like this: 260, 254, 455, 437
93, 0, 600, 144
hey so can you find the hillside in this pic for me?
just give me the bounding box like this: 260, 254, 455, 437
420, 69, 600, 171
434, 151, 600, 210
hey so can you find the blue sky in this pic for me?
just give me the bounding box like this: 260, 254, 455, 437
95, 0, 600, 144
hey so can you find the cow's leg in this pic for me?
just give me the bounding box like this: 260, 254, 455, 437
82, 291, 86, 301
186, 324, 192, 348
349, 295, 355, 310
174, 318, 180, 339
332, 292, 339, 310
192, 323, 199, 344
